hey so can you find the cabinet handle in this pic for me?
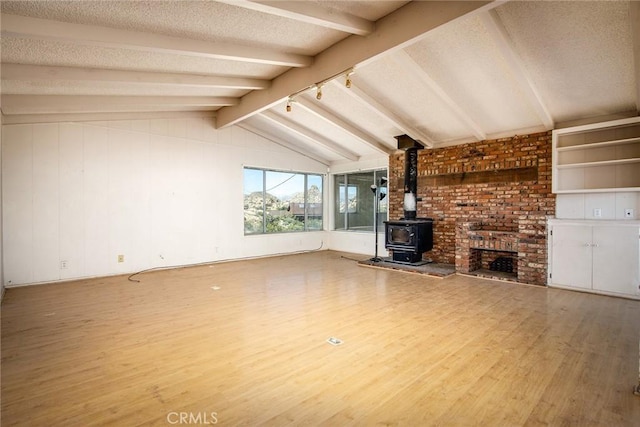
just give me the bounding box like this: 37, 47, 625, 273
585, 243, 592, 247
592, 243, 599, 247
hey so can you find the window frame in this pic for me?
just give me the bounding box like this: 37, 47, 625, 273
243, 167, 324, 235
333, 168, 388, 232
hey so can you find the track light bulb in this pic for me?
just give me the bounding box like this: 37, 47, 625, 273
286, 101, 292, 112
316, 85, 323, 100
345, 74, 352, 88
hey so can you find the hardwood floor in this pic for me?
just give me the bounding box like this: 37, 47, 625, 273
2, 250, 639, 426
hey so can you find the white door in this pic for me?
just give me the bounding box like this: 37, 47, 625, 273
551, 225, 592, 289
592, 226, 640, 297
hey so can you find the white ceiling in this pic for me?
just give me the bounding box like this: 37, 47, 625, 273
1, 1, 638, 166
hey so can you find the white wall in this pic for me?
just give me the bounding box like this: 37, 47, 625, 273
556, 192, 640, 220
327, 156, 389, 257
2, 118, 327, 286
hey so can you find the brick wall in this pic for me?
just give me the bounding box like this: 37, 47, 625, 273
388, 131, 555, 286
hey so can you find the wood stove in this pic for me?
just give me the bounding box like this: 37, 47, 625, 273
383, 134, 435, 264
385, 218, 433, 263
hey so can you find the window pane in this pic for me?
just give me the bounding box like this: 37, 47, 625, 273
346, 171, 375, 231
333, 169, 387, 232
265, 171, 305, 233
244, 167, 324, 235
347, 185, 358, 213
244, 168, 264, 234
307, 174, 323, 230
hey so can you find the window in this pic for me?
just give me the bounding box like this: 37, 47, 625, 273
244, 168, 323, 234
338, 184, 358, 213
334, 169, 387, 231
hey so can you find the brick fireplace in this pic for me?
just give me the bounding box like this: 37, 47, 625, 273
388, 131, 554, 286
455, 220, 547, 284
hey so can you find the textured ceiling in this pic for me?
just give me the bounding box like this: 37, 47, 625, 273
0, 0, 343, 54
496, 0, 637, 122
1, 0, 638, 165
2, 37, 284, 78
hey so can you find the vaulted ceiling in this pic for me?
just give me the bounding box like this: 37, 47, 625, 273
1, 1, 639, 166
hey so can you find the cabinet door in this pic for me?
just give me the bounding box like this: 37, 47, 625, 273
551, 225, 593, 289
592, 226, 640, 296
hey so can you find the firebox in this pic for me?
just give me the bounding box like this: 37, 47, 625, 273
384, 218, 433, 263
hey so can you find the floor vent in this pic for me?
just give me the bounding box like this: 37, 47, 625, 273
327, 337, 343, 346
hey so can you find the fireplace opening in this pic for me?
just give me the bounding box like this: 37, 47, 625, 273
489, 256, 514, 273
456, 222, 520, 281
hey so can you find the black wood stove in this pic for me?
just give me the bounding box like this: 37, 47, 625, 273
385, 218, 433, 263
384, 135, 434, 264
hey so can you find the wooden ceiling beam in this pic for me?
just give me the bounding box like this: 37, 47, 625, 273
333, 81, 434, 148
222, 1, 375, 35
1, 111, 216, 125
1, 14, 312, 67
260, 110, 360, 161
480, 10, 554, 129
294, 96, 393, 155
216, 1, 496, 128
1, 95, 237, 115
391, 50, 487, 142
1, 63, 271, 90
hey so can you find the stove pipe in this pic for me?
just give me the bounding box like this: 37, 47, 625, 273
395, 135, 423, 220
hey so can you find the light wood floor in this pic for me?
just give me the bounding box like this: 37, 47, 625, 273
2, 250, 639, 426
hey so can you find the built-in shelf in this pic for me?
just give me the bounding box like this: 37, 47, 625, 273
556, 158, 640, 169
552, 117, 640, 193
555, 136, 640, 152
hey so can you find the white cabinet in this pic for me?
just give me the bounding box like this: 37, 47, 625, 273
552, 117, 640, 193
550, 224, 592, 290
548, 219, 640, 299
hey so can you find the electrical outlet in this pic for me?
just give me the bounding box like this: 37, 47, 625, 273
60, 260, 68, 269
117, 255, 124, 263
624, 208, 634, 218
593, 208, 602, 218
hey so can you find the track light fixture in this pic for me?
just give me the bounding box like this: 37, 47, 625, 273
283, 67, 353, 107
